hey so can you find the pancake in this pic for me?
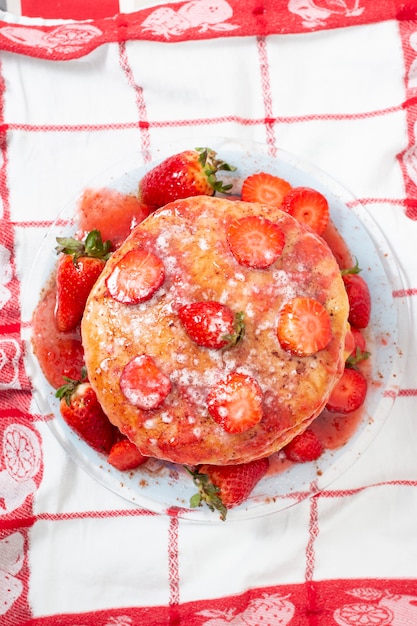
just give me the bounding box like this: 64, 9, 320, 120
81, 196, 349, 465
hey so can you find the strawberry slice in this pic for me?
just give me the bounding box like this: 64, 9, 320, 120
188, 457, 269, 520
55, 229, 111, 332
280, 186, 329, 235
277, 297, 332, 357
326, 367, 367, 413
241, 172, 292, 207
106, 248, 165, 304
56, 370, 117, 454
226, 215, 285, 269
283, 428, 324, 463
341, 261, 371, 329
120, 354, 171, 410
178, 301, 244, 350
107, 438, 148, 471
206, 372, 264, 434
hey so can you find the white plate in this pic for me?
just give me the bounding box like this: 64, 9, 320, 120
22, 137, 409, 521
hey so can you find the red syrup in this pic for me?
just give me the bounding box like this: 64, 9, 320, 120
31, 187, 372, 472
76, 187, 150, 248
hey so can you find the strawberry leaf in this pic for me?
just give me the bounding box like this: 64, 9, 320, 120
185, 466, 228, 521
55, 236, 85, 257
56, 229, 112, 262
196, 147, 236, 195
55, 366, 88, 405
84, 229, 112, 259
222, 311, 245, 348
341, 257, 361, 276
346, 346, 370, 369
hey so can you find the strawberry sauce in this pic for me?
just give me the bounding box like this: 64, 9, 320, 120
310, 408, 364, 449
76, 187, 150, 248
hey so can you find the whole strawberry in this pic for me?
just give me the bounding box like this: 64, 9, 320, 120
283, 428, 324, 463
138, 147, 236, 211
107, 438, 148, 471
341, 260, 371, 329
56, 369, 117, 454
188, 457, 269, 520
326, 366, 367, 414
55, 229, 111, 332
178, 301, 245, 349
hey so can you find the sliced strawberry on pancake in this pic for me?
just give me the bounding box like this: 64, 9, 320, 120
106, 248, 165, 304
206, 372, 264, 434
226, 215, 285, 269
120, 354, 171, 410
277, 296, 333, 357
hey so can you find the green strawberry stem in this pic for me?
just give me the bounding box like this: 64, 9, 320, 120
55, 366, 88, 405
222, 311, 245, 348
341, 257, 361, 276
185, 466, 228, 521
55, 229, 112, 262
196, 147, 237, 195
346, 346, 370, 369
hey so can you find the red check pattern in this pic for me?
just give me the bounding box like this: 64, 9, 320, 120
1, 1, 417, 625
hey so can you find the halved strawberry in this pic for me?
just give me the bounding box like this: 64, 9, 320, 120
227, 215, 285, 269
107, 438, 148, 471
206, 372, 263, 434
120, 354, 171, 410
188, 457, 269, 520
341, 261, 371, 329
178, 301, 244, 350
277, 297, 332, 357
56, 369, 117, 454
106, 248, 165, 304
55, 229, 111, 332
283, 428, 324, 463
326, 367, 367, 413
241, 172, 292, 207
281, 186, 329, 235
138, 147, 236, 211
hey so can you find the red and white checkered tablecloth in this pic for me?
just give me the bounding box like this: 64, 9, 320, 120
1, 1, 417, 624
